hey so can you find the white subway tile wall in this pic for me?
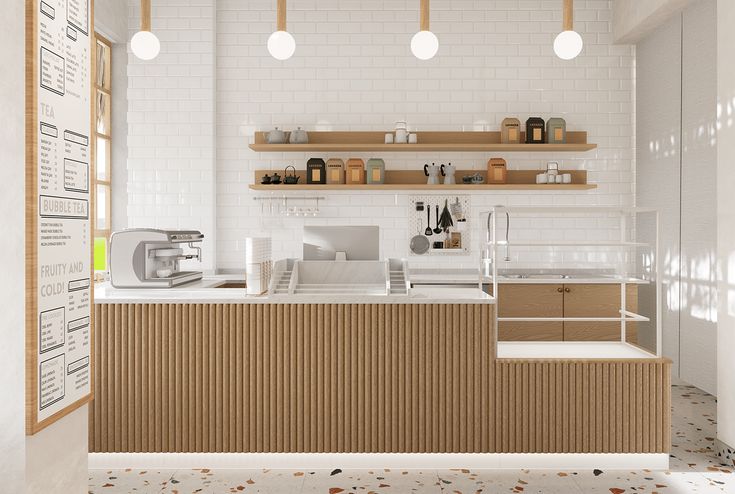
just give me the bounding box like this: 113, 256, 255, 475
126, 0, 634, 272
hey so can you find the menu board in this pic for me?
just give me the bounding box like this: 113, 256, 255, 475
26, 0, 94, 434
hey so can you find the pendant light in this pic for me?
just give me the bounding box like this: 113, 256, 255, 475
268, 0, 296, 60
411, 0, 439, 60
131, 0, 160, 61
554, 0, 583, 60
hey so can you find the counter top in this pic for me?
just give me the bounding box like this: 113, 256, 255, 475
94, 280, 495, 305
409, 268, 650, 285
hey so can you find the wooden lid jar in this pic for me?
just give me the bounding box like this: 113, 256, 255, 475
525, 117, 546, 144
325, 158, 345, 184
345, 158, 365, 185
501, 117, 521, 144
366, 158, 386, 184
487, 157, 507, 184
306, 158, 326, 184
546, 118, 567, 144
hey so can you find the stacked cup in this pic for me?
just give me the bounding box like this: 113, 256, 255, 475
245, 237, 272, 295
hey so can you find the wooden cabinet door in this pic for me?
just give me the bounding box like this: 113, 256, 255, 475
497, 284, 564, 341
563, 284, 638, 342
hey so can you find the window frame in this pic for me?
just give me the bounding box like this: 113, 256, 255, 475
93, 33, 112, 272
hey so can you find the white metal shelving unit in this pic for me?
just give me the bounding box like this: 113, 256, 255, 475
480, 206, 662, 357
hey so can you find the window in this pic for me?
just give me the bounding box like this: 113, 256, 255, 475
93, 34, 112, 275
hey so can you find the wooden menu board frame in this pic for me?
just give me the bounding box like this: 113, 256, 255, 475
25, 0, 95, 435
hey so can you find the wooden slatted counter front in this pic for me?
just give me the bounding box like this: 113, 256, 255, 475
89, 301, 670, 454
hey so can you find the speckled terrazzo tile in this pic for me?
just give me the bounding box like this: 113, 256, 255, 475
300, 468, 440, 493
161, 468, 275, 494
248, 469, 309, 493
435, 469, 583, 494
570, 469, 719, 493
88, 468, 174, 493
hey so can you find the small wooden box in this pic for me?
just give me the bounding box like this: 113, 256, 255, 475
501, 117, 521, 144
306, 158, 326, 184
546, 117, 567, 144
345, 158, 365, 185
525, 117, 546, 144
326, 158, 345, 184
487, 157, 508, 184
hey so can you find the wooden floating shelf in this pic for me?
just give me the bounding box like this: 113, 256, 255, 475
251, 169, 596, 191
249, 184, 597, 191
250, 131, 597, 153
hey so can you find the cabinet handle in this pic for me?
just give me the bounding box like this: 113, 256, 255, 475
557, 287, 563, 293
564, 288, 571, 293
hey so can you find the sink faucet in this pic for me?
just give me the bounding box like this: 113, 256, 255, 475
485, 208, 511, 264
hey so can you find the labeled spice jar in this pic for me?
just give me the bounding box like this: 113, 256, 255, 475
345, 158, 365, 185
546, 117, 567, 144
306, 158, 326, 184
366, 158, 386, 184
525, 117, 546, 144
325, 158, 345, 184
501, 117, 521, 144
487, 157, 507, 184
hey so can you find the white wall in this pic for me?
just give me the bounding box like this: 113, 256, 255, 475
679, 0, 717, 395
635, 0, 717, 394
717, 0, 735, 451
613, 0, 694, 43
126, 0, 217, 271
210, 0, 633, 270
0, 0, 28, 491
1, 2, 92, 493
635, 13, 682, 372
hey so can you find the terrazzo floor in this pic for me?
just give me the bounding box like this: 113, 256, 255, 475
89, 382, 734, 493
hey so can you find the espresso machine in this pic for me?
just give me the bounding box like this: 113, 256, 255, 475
109, 229, 204, 288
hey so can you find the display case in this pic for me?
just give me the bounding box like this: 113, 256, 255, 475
480, 206, 661, 357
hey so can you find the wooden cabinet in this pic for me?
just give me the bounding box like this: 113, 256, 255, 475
497, 284, 564, 341
563, 284, 638, 342
497, 283, 638, 342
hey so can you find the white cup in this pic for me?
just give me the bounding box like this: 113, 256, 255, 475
536, 173, 548, 184
408, 133, 418, 144
555, 175, 563, 184
395, 129, 408, 143
384, 133, 394, 144
562, 173, 572, 184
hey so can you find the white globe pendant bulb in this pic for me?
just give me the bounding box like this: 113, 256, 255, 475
553, 30, 583, 60
268, 31, 296, 60
411, 30, 439, 60
131, 30, 160, 61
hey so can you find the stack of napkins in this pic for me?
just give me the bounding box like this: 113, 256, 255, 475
245, 237, 272, 295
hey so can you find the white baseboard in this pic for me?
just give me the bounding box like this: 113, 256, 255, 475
89, 453, 670, 471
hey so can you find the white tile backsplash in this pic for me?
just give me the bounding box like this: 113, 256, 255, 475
125, 0, 635, 272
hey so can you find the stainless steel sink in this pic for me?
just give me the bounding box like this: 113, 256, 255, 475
501, 274, 572, 280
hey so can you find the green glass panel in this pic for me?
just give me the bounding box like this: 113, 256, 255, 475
94, 237, 107, 271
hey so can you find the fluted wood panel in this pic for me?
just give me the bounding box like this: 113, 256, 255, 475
494, 359, 671, 453
90, 303, 495, 453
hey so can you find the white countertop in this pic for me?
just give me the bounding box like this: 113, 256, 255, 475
409, 268, 650, 285
94, 279, 495, 305
497, 341, 659, 359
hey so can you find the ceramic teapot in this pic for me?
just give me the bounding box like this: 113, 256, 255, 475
424, 163, 441, 185
266, 127, 287, 144
289, 127, 308, 144
441, 163, 456, 185
284, 165, 300, 184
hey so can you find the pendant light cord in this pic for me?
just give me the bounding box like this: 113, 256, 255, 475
277, 0, 286, 31
420, 0, 430, 31
563, 0, 573, 31
141, 0, 151, 32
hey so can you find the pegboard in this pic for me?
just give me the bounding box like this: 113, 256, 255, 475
409, 195, 471, 256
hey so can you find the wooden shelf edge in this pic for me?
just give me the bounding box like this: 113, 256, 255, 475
249, 143, 598, 153
248, 184, 598, 191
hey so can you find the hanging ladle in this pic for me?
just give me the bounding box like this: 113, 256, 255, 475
434, 204, 443, 234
